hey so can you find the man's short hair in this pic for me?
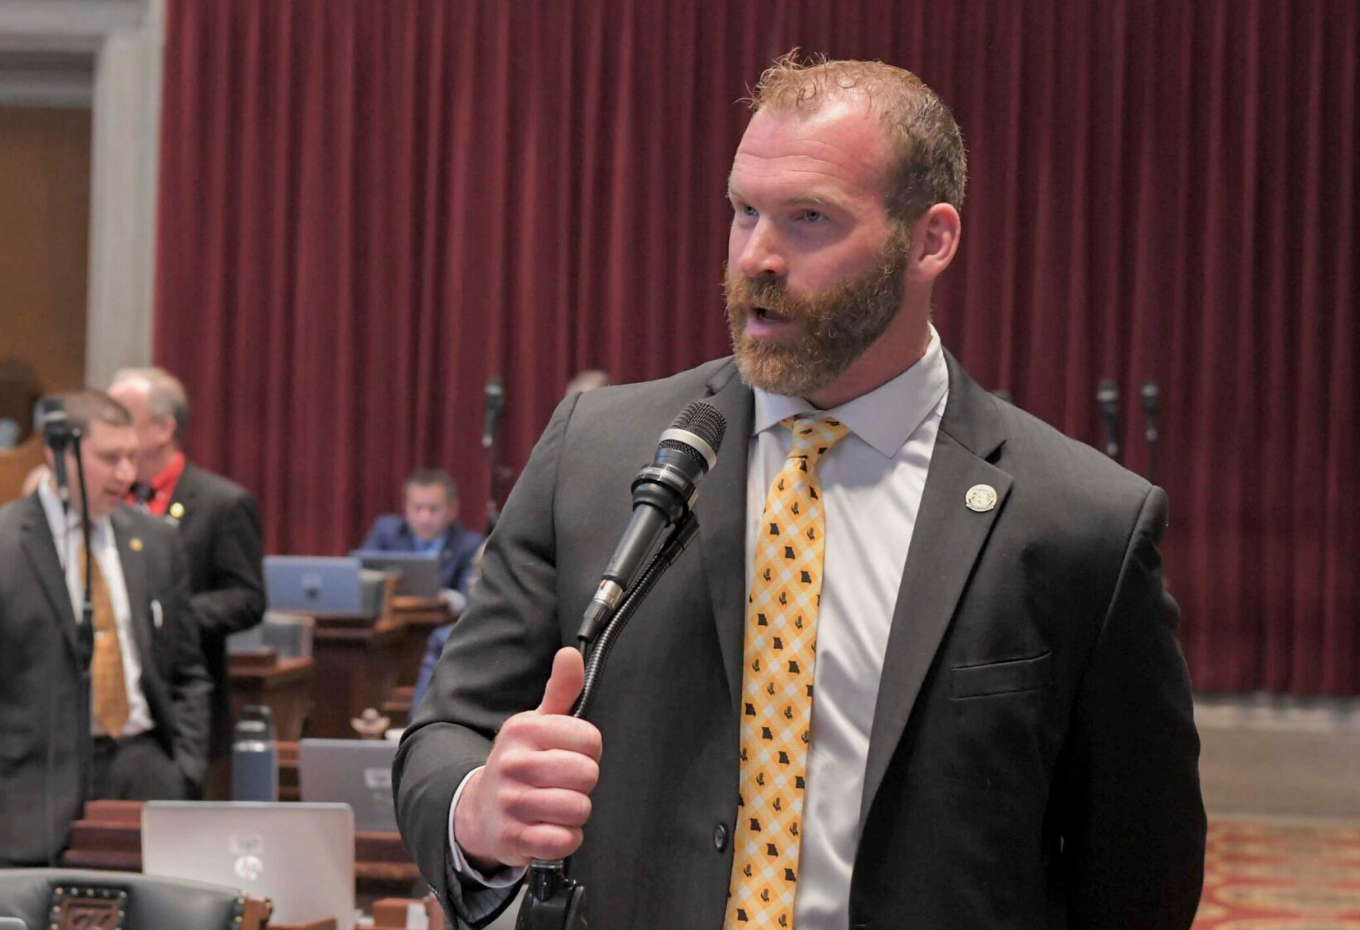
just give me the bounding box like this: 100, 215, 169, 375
404, 469, 458, 501
748, 52, 968, 225
54, 389, 133, 435
111, 366, 190, 441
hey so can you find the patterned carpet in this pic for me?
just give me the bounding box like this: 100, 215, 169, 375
1194, 816, 1360, 928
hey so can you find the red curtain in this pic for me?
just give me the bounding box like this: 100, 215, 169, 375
154, 0, 1359, 694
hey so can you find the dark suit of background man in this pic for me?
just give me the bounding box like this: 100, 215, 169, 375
395, 56, 1206, 930
109, 368, 265, 757
361, 469, 485, 596
0, 390, 211, 867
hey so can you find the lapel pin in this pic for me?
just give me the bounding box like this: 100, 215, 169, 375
130, 537, 144, 552
169, 502, 185, 519
965, 484, 998, 513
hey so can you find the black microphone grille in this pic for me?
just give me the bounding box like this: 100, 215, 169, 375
669, 401, 727, 454
1096, 379, 1119, 404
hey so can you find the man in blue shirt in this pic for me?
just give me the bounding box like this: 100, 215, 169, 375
360, 469, 483, 596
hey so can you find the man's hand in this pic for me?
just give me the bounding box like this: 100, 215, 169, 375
454, 647, 603, 872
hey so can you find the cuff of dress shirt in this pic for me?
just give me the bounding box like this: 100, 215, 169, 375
447, 765, 529, 889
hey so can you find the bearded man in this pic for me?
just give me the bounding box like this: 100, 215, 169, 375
394, 56, 1205, 930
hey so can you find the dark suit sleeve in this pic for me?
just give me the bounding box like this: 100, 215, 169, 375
393, 394, 578, 927
164, 540, 213, 787
450, 532, 484, 594
1061, 488, 1206, 928
192, 493, 265, 638
360, 519, 387, 551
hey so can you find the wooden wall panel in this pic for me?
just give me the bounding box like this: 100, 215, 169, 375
0, 106, 92, 502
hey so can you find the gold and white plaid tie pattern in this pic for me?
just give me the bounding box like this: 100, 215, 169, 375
725, 415, 850, 929
82, 547, 130, 737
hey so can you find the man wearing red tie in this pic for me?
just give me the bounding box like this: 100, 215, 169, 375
109, 368, 265, 759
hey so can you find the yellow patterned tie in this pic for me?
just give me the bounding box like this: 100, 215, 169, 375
725, 415, 850, 929
81, 547, 130, 737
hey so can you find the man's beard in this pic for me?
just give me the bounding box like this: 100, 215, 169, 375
725, 228, 912, 398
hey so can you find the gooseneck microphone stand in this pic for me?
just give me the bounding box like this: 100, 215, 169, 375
1096, 379, 1122, 465
515, 516, 702, 930
1141, 380, 1160, 486
70, 433, 97, 805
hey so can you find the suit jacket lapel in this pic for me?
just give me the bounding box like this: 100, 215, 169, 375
18, 495, 81, 662
695, 362, 754, 713
859, 352, 1012, 828
111, 510, 155, 671
167, 462, 196, 524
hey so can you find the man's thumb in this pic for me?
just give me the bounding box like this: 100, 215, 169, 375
536, 646, 585, 716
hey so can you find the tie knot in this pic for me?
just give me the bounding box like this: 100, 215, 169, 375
782, 416, 850, 463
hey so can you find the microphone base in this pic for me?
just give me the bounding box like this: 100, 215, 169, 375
516, 859, 586, 930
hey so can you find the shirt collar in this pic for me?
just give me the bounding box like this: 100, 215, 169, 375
37, 475, 113, 539
752, 324, 949, 458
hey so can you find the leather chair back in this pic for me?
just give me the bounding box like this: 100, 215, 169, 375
0, 869, 271, 930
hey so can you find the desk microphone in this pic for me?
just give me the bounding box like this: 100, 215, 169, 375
1096, 379, 1121, 464
482, 377, 505, 451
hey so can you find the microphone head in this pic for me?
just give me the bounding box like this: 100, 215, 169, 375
1096, 379, 1119, 406
659, 401, 726, 474
36, 396, 71, 443
485, 377, 505, 408
1141, 379, 1159, 404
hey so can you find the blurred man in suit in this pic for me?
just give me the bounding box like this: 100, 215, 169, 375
361, 469, 484, 596
0, 390, 210, 866
108, 368, 265, 757
395, 56, 1204, 929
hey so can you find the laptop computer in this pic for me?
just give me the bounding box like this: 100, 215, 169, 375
297, 738, 400, 832
141, 801, 355, 930
264, 556, 365, 614
350, 550, 444, 597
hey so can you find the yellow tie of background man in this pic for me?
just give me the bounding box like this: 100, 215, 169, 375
80, 546, 130, 737
726, 415, 851, 930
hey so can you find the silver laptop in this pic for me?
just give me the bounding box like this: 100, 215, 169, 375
298, 738, 399, 833
264, 556, 366, 614
141, 801, 355, 930
350, 550, 444, 597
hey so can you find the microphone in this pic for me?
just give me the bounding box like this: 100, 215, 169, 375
577, 401, 727, 644
36, 396, 74, 510
1096, 379, 1121, 464
482, 377, 505, 451
1141, 380, 1160, 484
1141, 380, 1159, 443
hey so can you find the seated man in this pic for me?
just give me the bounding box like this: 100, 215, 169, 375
361, 469, 483, 595
0, 390, 210, 866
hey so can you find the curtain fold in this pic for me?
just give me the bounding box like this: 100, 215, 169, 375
155, 0, 1359, 693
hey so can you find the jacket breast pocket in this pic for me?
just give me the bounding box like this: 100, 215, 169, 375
947, 652, 1052, 786
951, 651, 1051, 699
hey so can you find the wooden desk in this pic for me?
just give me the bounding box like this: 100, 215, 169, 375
389, 596, 456, 688
229, 653, 315, 741
205, 653, 316, 799
296, 611, 407, 738
61, 799, 427, 924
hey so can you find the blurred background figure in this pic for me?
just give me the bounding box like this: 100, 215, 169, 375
108, 367, 265, 760
563, 368, 611, 396
0, 389, 210, 866
360, 469, 484, 598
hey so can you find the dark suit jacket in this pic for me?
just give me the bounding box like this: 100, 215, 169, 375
360, 515, 483, 594
393, 354, 1206, 929
0, 495, 212, 866
166, 462, 266, 754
